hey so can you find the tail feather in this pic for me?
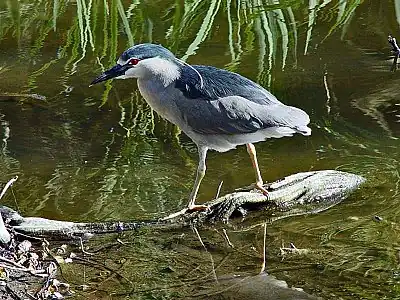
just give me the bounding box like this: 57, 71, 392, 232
267, 104, 311, 135
295, 125, 312, 136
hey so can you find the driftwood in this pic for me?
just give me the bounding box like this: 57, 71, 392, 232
0, 170, 365, 240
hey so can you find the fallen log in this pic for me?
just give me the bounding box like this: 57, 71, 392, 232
0, 170, 364, 240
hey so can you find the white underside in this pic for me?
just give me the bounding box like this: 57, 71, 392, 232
185, 126, 305, 152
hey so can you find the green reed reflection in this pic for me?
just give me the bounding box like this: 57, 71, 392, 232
0, 0, 365, 99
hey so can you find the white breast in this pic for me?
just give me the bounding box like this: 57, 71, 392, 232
137, 79, 181, 126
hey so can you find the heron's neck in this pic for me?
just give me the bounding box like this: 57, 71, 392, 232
141, 57, 181, 86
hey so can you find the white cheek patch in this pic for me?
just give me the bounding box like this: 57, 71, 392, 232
139, 57, 180, 85
124, 67, 143, 78
116, 75, 129, 79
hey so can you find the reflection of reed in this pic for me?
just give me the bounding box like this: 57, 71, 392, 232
117, 0, 134, 46
182, 0, 222, 61
0, 0, 365, 95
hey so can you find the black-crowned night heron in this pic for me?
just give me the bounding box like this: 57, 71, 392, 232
91, 44, 311, 212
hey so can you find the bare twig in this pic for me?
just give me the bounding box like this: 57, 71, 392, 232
215, 181, 223, 199
79, 237, 94, 256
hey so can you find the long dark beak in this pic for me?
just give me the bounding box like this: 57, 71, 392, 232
90, 64, 128, 86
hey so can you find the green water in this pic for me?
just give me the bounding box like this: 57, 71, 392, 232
0, 0, 400, 299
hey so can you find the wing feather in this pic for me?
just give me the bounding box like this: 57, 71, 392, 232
174, 65, 310, 135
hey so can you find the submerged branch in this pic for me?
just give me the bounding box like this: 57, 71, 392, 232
0, 93, 46, 101
0, 170, 364, 240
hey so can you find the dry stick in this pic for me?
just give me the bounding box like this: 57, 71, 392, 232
215, 181, 224, 199
0, 176, 18, 241
79, 237, 95, 255
0, 175, 18, 200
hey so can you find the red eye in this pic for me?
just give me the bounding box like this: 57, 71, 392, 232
128, 58, 139, 66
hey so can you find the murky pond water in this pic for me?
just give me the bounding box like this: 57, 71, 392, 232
1, 0, 400, 299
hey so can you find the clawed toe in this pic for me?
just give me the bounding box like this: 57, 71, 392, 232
255, 182, 269, 197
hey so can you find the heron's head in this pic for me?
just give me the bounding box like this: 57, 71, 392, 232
90, 43, 180, 85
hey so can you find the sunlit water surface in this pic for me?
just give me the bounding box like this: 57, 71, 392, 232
0, 0, 400, 299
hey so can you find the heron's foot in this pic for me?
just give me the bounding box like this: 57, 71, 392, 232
255, 181, 269, 198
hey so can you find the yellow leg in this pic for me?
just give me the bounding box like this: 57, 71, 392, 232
246, 143, 269, 196
187, 146, 209, 211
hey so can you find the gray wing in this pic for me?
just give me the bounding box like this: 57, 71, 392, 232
174, 65, 310, 135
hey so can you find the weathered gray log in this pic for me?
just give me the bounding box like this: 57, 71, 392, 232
164, 169, 365, 225
0, 170, 364, 239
